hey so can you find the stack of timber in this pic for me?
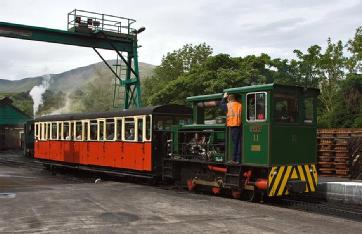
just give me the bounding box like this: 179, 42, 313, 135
317, 128, 362, 178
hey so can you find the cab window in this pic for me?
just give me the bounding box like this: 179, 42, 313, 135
246, 92, 267, 122
273, 93, 298, 123
304, 97, 314, 124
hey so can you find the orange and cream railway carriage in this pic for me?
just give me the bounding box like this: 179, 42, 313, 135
33, 105, 192, 177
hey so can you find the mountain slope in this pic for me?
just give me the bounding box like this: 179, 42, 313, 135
0, 61, 155, 93
0, 77, 42, 93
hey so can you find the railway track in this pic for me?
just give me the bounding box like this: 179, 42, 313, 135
267, 195, 362, 222
1, 154, 361, 222
0, 156, 43, 169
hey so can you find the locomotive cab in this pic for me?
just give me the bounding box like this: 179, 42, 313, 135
226, 84, 319, 196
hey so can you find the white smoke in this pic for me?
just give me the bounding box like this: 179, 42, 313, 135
49, 93, 72, 115
29, 74, 51, 117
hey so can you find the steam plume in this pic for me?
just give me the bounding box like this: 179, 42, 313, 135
29, 74, 51, 117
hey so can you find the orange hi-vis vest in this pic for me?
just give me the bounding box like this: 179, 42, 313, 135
226, 101, 242, 127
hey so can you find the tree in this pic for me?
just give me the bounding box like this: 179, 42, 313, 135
147, 53, 276, 105
328, 73, 362, 127
318, 39, 346, 114
293, 45, 322, 88
347, 26, 362, 73
143, 43, 213, 105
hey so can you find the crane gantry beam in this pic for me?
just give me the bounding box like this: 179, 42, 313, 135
0, 21, 133, 52
0, 9, 144, 109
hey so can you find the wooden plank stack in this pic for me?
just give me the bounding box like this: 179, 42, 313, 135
317, 128, 362, 178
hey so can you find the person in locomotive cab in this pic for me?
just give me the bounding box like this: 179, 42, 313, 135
220, 93, 242, 164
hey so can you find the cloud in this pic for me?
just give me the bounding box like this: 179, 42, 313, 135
0, 0, 361, 80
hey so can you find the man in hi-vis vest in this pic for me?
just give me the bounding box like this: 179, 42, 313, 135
220, 93, 242, 164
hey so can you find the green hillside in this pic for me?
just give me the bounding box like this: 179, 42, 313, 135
0, 61, 155, 94
0, 61, 155, 117
0, 77, 42, 93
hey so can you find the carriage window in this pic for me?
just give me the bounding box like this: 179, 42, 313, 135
83, 121, 89, 141
43, 123, 47, 140
116, 118, 122, 140
137, 118, 144, 142
75, 122, 82, 141
304, 97, 314, 124
38, 123, 42, 140
145, 116, 151, 141
124, 117, 135, 141
40, 123, 43, 139
98, 120, 105, 141
70, 122, 75, 140
90, 120, 97, 141
154, 116, 173, 130
57, 122, 61, 140
176, 116, 192, 125
46, 123, 51, 140
63, 122, 70, 140
34, 123, 39, 140
274, 93, 298, 123
247, 92, 267, 122
43, 123, 46, 140
106, 119, 115, 140
51, 123, 57, 140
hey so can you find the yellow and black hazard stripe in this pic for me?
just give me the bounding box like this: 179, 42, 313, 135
267, 164, 318, 196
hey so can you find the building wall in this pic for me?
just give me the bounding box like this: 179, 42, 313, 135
0, 97, 30, 150
0, 126, 24, 150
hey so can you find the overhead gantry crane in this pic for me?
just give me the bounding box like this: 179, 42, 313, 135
0, 9, 145, 109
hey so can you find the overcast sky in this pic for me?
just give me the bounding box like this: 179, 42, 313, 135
0, 0, 361, 80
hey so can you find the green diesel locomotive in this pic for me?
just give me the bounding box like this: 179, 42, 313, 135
163, 83, 319, 200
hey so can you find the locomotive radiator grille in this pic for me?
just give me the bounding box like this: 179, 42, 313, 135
267, 164, 318, 196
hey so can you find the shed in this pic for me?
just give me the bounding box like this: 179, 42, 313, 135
0, 97, 31, 150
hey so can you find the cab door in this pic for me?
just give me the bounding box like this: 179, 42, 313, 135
242, 92, 269, 166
